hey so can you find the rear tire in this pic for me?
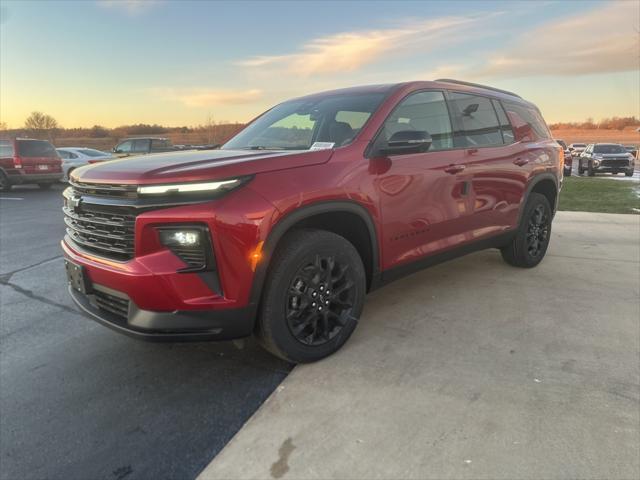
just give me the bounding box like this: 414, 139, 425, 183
256, 229, 366, 363
0, 172, 11, 192
501, 193, 552, 268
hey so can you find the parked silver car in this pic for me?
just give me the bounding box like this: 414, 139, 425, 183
56, 148, 113, 181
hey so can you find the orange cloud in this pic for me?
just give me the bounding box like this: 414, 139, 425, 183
236, 14, 499, 77
150, 87, 263, 107
477, 2, 639, 77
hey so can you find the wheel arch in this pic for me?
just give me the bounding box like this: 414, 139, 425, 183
519, 173, 559, 225
248, 200, 380, 317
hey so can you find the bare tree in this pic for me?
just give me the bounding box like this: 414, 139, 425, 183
0, 121, 6, 131
24, 111, 59, 141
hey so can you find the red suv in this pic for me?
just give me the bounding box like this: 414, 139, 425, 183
62, 80, 562, 363
0, 138, 63, 191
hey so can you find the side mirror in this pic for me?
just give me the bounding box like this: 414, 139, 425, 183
379, 130, 432, 156
112, 147, 119, 153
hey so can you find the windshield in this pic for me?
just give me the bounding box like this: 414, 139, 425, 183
593, 144, 626, 154
17, 140, 57, 157
222, 92, 386, 151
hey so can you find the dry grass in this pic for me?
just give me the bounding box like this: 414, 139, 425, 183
551, 127, 640, 144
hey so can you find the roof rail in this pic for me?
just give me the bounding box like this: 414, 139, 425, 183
435, 79, 522, 99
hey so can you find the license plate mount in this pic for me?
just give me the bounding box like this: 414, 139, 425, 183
65, 260, 90, 294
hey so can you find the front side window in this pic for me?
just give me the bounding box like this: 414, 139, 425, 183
222, 92, 386, 151
380, 91, 453, 151
448, 93, 503, 147
116, 141, 133, 153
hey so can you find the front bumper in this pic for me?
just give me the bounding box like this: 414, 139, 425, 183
62, 238, 256, 342
68, 283, 254, 341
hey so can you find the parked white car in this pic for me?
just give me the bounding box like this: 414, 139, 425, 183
56, 148, 113, 181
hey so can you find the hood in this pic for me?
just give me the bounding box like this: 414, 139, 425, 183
74, 148, 333, 184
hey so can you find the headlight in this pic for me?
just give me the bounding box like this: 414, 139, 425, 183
137, 177, 248, 195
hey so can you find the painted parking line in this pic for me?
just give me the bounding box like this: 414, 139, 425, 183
0, 197, 24, 201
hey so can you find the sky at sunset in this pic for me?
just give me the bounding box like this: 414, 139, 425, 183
1, 0, 638, 128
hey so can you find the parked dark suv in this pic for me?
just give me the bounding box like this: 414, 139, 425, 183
0, 138, 63, 191
578, 143, 635, 176
62, 80, 562, 362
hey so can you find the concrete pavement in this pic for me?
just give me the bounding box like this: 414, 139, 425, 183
199, 211, 640, 480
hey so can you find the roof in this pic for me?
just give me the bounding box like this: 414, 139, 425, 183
293, 79, 531, 105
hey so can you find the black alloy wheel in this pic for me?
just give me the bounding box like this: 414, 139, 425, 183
286, 254, 356, 346
525, 204, 550, 259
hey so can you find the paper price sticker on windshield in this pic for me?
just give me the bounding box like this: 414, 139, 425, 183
310, 142, 335, 151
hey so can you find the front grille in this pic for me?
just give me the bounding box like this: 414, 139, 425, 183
94, 289, 129, 320
70, 180, 138, 199
64, 203, 136, 260
601, 159, 629, 168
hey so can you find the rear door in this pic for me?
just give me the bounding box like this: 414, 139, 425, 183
446, 92, 526, 233
16, 140, 62, 174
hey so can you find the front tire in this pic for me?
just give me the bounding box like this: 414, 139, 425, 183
501, 193, 552, 268
625, 170, 634, 177
587, 163, 595, 176
256, 229, 366, 363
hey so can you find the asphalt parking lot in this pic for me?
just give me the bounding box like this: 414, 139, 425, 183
0, 184, 292, 480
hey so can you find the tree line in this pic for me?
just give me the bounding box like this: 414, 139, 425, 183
549, 116, 639, 130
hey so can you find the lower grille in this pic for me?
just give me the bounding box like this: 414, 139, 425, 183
94, 289, 129, 320
601, 159, 629, 168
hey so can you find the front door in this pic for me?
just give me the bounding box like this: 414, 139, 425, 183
373, 90, 470, 270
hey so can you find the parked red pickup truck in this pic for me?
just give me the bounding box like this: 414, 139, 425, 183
0, 138, 63, 191
63, 80, 562, 362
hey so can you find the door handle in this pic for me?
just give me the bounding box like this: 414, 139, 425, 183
444, 164, 466, 174
513, 158, 529, 167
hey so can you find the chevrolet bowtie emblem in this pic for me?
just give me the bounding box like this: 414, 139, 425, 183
68, 195, 82, 211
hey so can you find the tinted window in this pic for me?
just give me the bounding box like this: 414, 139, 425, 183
503, 102, 551, 140
78, 149, 108, 157
381, 91, 453, 151
223, 93, 386, 150
151, 139, 169, 150
132, 140, 149, 153
448, 93, 502, 147
16, 140, 57, 157
0, 140, 15, 157
593, 144, 626, 154
492, 99, 515, 144
117, 141, 133, 153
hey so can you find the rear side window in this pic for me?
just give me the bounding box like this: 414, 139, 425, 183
381, 91, 453, 151
16, 140, 57, 157
151, 139, 169, 150
492, 100, 515, 144
448, 93, 503, 147
502, 101, 551, 140
132, 139, 149, 153
0, 140, 14, 157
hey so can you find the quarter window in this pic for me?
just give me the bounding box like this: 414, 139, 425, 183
448, 93, 503, 147
502, 101, 551, 140
381, 91, 453, 152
